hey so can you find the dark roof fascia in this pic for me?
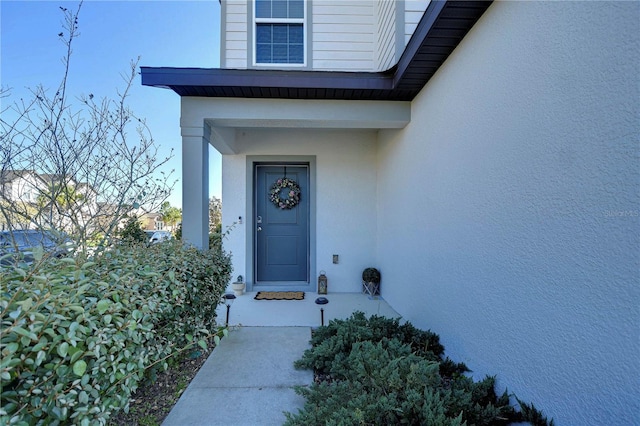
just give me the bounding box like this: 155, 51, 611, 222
141, 68, 394, 93
393, 0, 448, 89
141, 0, 492, 101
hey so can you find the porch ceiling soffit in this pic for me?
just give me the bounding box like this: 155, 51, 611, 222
181, 97, 411, 154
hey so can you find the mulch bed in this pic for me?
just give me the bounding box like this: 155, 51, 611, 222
108, 344, 213, 425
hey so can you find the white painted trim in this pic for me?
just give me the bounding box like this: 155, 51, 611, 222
182, 97, 411, 131
181, 123, 210, 250
181, 97, 409, 203
251, 0, 308, 67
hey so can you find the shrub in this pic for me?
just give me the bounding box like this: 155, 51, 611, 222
117, 216, 147, 245
295, 312, 467, 378
287, 312, 554, 426
0, 240, 231, 425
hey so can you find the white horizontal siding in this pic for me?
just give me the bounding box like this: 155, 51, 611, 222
225, 2, 246, 14
225, 58, 247, 69
226, 13, 247, 23
221, 0, 414, 71
312, 59, 374, 71
225, 49, 248, 59
404, 0, 430, 46
224, 22, 248, 32
311, 0, 375, 71
313, 32, 372, 43
375, 0, 396, 70
225, 31, 247, 41
225, 40, 247, 51
313, 3, 372, 16
312, 22, 374, 34
313, 50, 373, 60
313, 42, 374, 52
222, 0, 248, 69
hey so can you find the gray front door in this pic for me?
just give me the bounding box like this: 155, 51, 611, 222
255, 164, 309, 283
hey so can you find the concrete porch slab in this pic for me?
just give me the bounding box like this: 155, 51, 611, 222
217, 291, 400, 327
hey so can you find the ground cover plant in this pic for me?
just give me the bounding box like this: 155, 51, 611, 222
286, 312, 553, 426
0, 239, 231, 425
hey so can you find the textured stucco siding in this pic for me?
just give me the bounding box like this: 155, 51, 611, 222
311, 0, 375, 71
222, 128, 378, 292
376, 2, 639, 425
221, 0, 248, 69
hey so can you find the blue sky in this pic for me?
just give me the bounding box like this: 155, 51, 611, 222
1, 0, 223, 208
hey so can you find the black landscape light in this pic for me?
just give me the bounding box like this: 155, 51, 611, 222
315, 297, 329, 326
222, 293, 236, 326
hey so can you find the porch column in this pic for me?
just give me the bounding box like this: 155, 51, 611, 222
181, 124, 210, 250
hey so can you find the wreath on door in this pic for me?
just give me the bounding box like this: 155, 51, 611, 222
270, 177, 301, 209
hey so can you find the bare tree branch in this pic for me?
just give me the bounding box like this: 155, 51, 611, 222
0, 2, 176, 255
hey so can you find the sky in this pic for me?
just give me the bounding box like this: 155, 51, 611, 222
1, 0, 223, 209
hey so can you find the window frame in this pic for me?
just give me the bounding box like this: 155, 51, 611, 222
252, 0, 307, 67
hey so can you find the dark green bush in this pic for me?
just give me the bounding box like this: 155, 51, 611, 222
0, 240, 231, 425
295, 312, 466, 378
287, 312, 553, 426
117, 216, 147, 244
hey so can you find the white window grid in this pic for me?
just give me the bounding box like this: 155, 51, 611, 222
252, 0, 307, 67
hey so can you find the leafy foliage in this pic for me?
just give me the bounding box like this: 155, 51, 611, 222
0, 240, 232, 425
159, 202, 181, 230
287, 312, 553, 426
208, 196, 222, 234
362, 267, 380, 284
295, 312, 464, 377
117, 216, 147, 244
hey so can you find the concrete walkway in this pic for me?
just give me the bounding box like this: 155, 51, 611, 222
162, 293, 400, 425
162, 327, 313, 426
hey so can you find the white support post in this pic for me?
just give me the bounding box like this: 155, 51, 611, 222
181, 124, 210, 250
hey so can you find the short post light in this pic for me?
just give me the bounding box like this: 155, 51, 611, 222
315, 297, 329, 326
222, 293, 236, 326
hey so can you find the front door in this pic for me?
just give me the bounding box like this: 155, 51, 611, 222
255, 164, 309, 284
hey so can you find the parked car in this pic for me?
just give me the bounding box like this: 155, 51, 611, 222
0, 229, 72, 265
144, 230, 156, 241
148, 230, 172, 245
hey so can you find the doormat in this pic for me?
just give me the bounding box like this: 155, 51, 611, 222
254, 291, 305, 300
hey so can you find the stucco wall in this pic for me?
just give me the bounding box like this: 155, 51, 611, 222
222, 128, 378, 292
376, 1, 639, 425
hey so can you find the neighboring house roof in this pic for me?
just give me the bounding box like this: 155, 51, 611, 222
141, 0, 492, 102
1, 170, 96, 200
0, 170, 36, 183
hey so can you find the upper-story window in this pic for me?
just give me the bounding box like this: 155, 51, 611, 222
254, 0, 305, 65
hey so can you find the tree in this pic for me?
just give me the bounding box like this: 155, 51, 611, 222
0, 2, 175, 254
159, 201, 181, 231
118, 215, 147, 244
209, 196, 222, 233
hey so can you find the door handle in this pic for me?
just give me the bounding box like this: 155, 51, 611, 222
257, 226, 262, 232
257, 216, 262, 224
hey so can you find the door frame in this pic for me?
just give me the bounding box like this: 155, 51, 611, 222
245, 155, 316, 292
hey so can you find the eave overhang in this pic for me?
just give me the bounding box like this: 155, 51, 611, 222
141, 0, 492, 101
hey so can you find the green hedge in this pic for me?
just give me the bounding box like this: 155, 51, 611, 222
287, 312, 554, 426
1, 240, 231, 425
